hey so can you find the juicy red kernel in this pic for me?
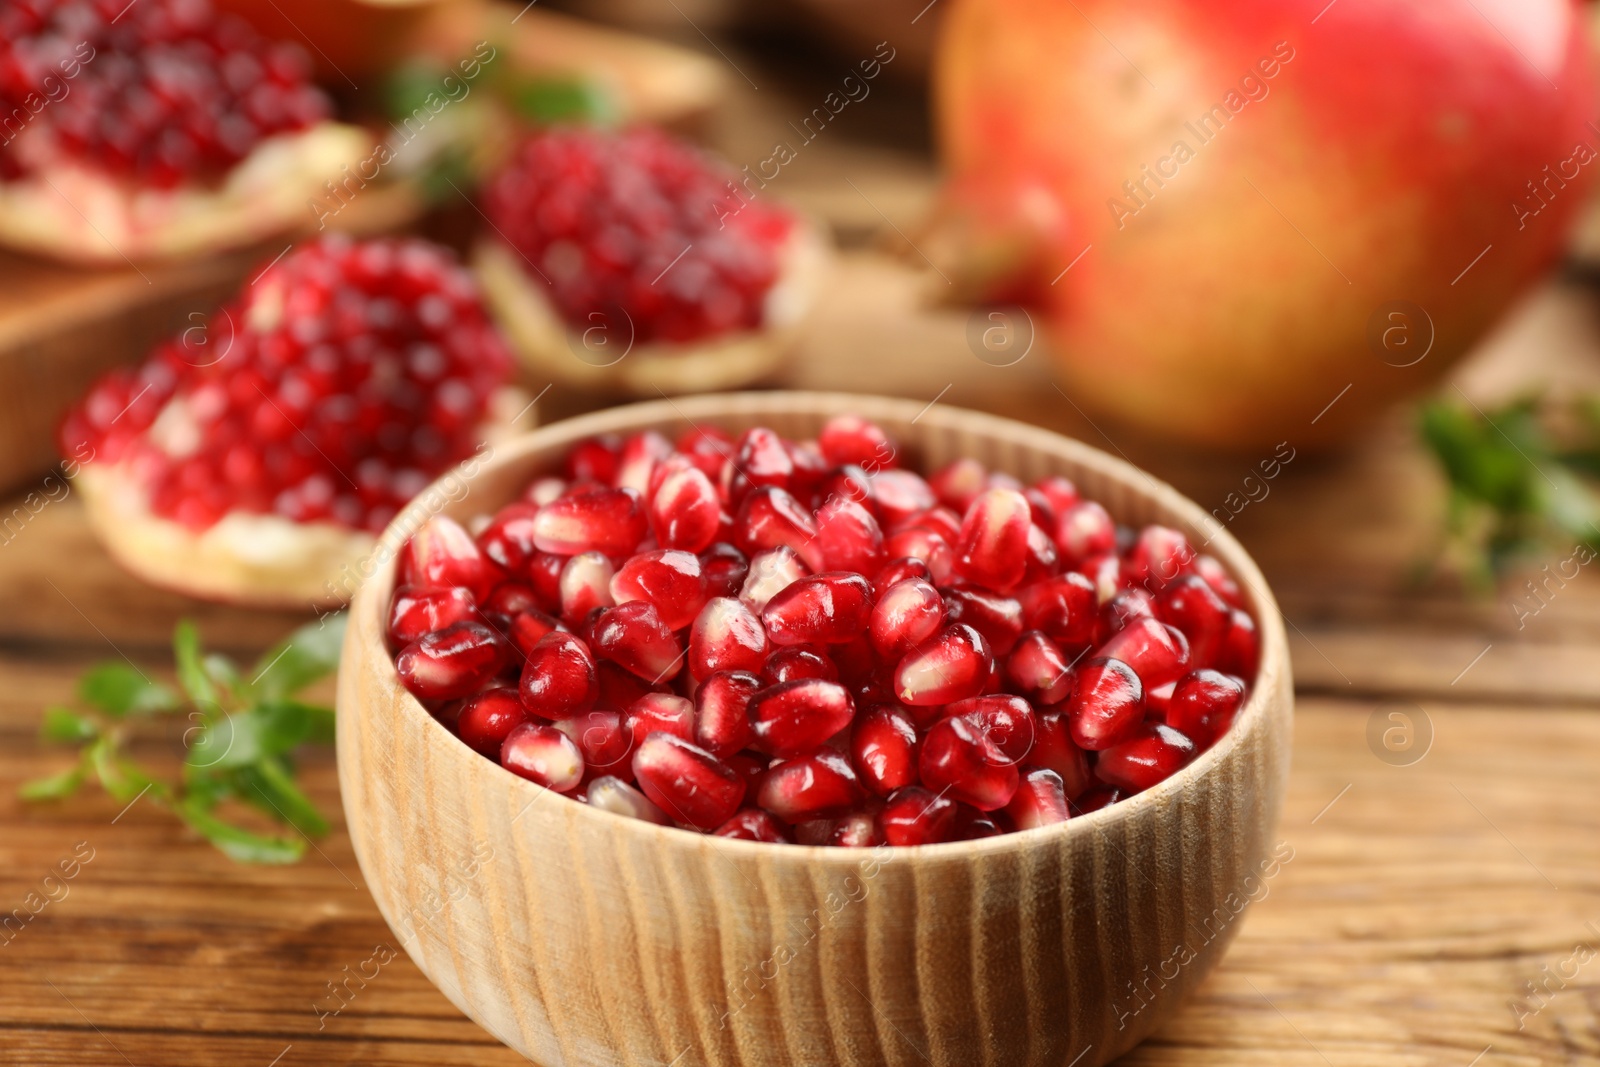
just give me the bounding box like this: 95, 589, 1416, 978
893, 623, 993, 706
590, 601, 684, 682
477, 503, 543, 574
520, 632, 598, 721
948, 694, 1037, 764
761, 571, 873, 646
757, 751, 863, 822
1156, 574, 1232, 667
950, 805, 1003, 840
386, 585, 478, 651
632, 734, 746, 829
689, 597, 768, 682
534, 489, 648, 557
873, 556, 933, 591
1100, 587, 1156, 638
851, 704, 920, 797
900, 505, 962, 544
1167, 669, 1246, 748
622, 692, 695, 748
610, 549, 708, 631
587, 776, 671, 823
1067, 657, 1145, 751
1094, 616, 1191, 690
565, 436, 620, 484
1032, 476, 1081, 518
455, 688, 530, 757
761, 645, 838, 685
62, 238, 511, 533
942, 585, 1025, 657
1123, 525, 1197, 592
1217, 609, 1261, 679
747, 679, 856, 758
739, 545, 809, 612
1196, 553, 1246, 608
817, 415, 894, 468
501, 722, 585, 793
1005, 631, 1075, 705
402, 516, 502, 600
648, 461, 723, 552
1029, 712, 1093, 798
396, 621, 507, 701
1095, 723, 1197, 793
1054, 501, 1116, 564
505, 608, 561, 658
868, 577, 946, 661
736, 487, 825, 572
829, 807, 886, 848
715, 809, 791, 842
1072, 785, 1124, 816
1004, 768, 1071, 830
1015, 572, 1097, 649
882, 525, 954, 583
930, 458, 988, 513
870, 469, 937, 529
693, 670, 762, 757
700, 542, 750, 599
557, 711, 634, 780
880, 786, 958, 845
559, 552, 615, 626
814, 498, 887, 576
919, 716, 1020, 811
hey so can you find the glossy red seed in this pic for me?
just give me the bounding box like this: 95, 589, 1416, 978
880, 786, 958, 845
948, 694, 1036, 764
850, 704, 919, 797
615, 431, 672, 493
1156, 574, 1232, 668
760, 645, 838, 685
557, 710, 635, 779
748, 679, 855, 757
596, 660, 663, 710
632, 734, 746, 829
735, 486, 824, 571
813, 497, 886, 575
1096, 723, 1197, 792
1022, 523, 1060, 585
727, 427, 794, 501
942, 585, 1024, 656
590, 601, 684, 682
950, 805, 1004, 840
829, 806, 885, 848
1032, 475, 1080, 517
1079, 552, 1123, 603
900, 505, 962, 544
526, 552, 566, 613
505, 608, 562, 658
693, 670, 763, 757
533, 489, 647, 556
396, 621, 507, 701
476, 502, 543, 574
610, 549, 708, 631
1005, 631, 1075, 705
762, 572, 874, 646
1166, 669, 1246, 748
699, 542, 749, 598
1196, 553, 1246, 608
401, 515, 501, 599
953, 487, 1032, 591
1067, 657, 1145, 751
623, 692, 695, 747
1072, 785, 1124, 815
689, 598, 768, 682
870, 468, 937, 529
868, 578, 945, 660
1094, 616, 1190, 689
873, 556, 932, 592
882, 524, 953, 583
1101, 587, 1156, 638
386, 585, 477, 650
929, 458, 988, 513
756, 751, 863, 822
1123, 525, 1196, 592
677, 426, 734, 476
727, 751, 770, 796
919, 715, 1019, 811
1217, 609, 1260, 679
649, 461, 722, 552
559, 551, 616, 624
818, 463, 878, 515
715, 808, 791, 842
1054, 501, 1116, 564
739, 546, 810, 612
565, 436, 621, 484
817, 414, 894, 468
1004, 768, 1071, 830
485, 582, 541, 619
501, 722, 585, 792
586, 775, 671, 823
1029, 712, 1093, 798
519, 631, 598, 720
455, 688, 529, 757
893, 623, 992, 706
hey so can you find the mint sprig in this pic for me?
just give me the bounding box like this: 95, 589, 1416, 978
21, 616, 345, 864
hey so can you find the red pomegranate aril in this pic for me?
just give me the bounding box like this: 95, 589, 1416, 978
1005, 631, 1075, 705
951, 805, 1004, 840
1155, 574, 1231, 668
1101, 587, 1157, 638
623, 692, 695, 747
873, 556, 933, 592
757, 751, 863, 822
396, 621, 507, 701
527, 552, 566, 613
455, 688, 530, 757
1072, 785, 1124, 815
693, 670, 763, 757
851, 704, 920, 797
1123, 525, 1196, 592
735, 487, 824, 571
727, 427, 794, 500
533, 489, 647, 557
715, 808, 791, 842
897, 505, 962, 544
590, 601, 684, 682
880, 786, 958, 845
870, 469, 937, 529
748, 679, 855, 757
1004, 768, 1071, 830
893, 623, 993, 706
1067, 657, 1145, 751
689, 598, 768, 682
649, 461, 723, 552
1032, 475, 1080, 517
609, 549, 707, 631
1023, 523, 1061, 585
1096, 723, 1197, 792
951, 487, 1032, 591
786, 441, 830, 501
817, 415, 894, 468
761, 645, 838, 685
501, 723, 585, 793
882, 525, 954, 583
1196, 553, 1246, 608
699, 542, 750, 599
565, 436, 620, 484
386, 585, 478, 650
727, 751, 770, 795
1055, 501, 1116, 564
1217, 609, 1261, 680
677, 426, 735, 477
519, 632, 598, 720
1166, 669, 1246, 748
587, 776, 671, 823
631, 734, 745, 829
485, 582, 541, 618
948, 694, 1036, 763
942, 585, 1024, 656
761, 572, 873, 646
930, 458, 988, 513
818, 463, 878, 515
615, 431, 672, 493
505, 608, 562, 658
829, 806, 886, 848
402, 516, 501, 600
739, 546, 810, 612
596, 660, 665, 710
1094, 616, 1190, 689
919, 715, 1020, 811
868, 578, 946, 660
814, 498, 886, 575
1079, 552, 1124, 604
559, 551, 616, 624
477, 502, 543, 574
1029, 712, 1093, 798
556, 710, 635, 779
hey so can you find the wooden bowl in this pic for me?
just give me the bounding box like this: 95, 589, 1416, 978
337, 392, 1294, 1067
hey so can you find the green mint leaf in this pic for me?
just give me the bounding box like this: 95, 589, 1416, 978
235, 758, 330, 838
176, 800, 306, 864
19, 763, 87, 801
510, 76, 617, 126
173, 621, 219, 710
87, 738, 161, 805
250, 614, 347, 701
77, 662, 178, 717
41, 707, 97, 744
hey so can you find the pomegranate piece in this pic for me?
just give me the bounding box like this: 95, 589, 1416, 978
870, 469, 937, 529
648, 462, 723, 552
850, 704, 920, 797
748, 679, 856, 757
948, 694, 1036, 764
386, 585, 477, 651
632, 734, 746, 829
950, 805, 1003, 840
1029, 712, 1093, 798
533, 489, 647, 557
623, 692, 695, 748
557, 711, 635, 780
1123, 525, 1196, 592
610, 549, 708, 631
813, 498, 887, 576
919, 715, 1020, 811
1196, 553, 1246, 609
455, 688, 530, 758
519, 632, 598, 721
757, 751, 863, 822
1094, 616, 1191, 690
1101, 587, 1157, 638
880, 786, 958, 846
1156, 574, 1232, 667
559, 552, 616, 625
1004, 768, 1071, 830
1067, 657, 1145, 751
1005, 631, 1075, 705
761, 645, 839, 685
715, 808, 793, 842
402, 516, 502, 600
893, 623, 993, 706
396, 622, 507, 701
1054, 501, 1116, 564
873, 556, 933, 592
735, 487, 824, 571
477, 503, 543, 575
596, 660, 665, 711
1096, 723, 1197, 793
1016, 572, 1097, 648
501, 723, 585, 793
526, 553, 566, 614
564, 436, 620, 484
700, 542, 751, 599
882, 524, 954, 583
590, 601, 684, 682
586, 776, 671, 824
1022, 523, 1061, 585
868, 578, 946, 660
739, 546, 811, 613
941, 585, 1024, 656
484, 582, 541, 619
762, 572, 873, 646
829, 805, 886, 848
1217, 609, 1261, 680
505, 608, 562, 659
729, 427, 796, 499
1072, 785, 1124, 816
1032, 475, 1081, 518
930, 458, 988, 513
818, 463, 878, 514
817, 415, 894, 468
1167, 670, 1247, 748
689, 598, 768, 682
615, 431, 672, 493
692, 670, 763, 757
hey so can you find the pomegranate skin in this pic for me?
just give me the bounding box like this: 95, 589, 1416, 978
933, 0, 1598, 448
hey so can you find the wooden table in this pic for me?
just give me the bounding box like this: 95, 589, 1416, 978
6, 33, 1600, 1067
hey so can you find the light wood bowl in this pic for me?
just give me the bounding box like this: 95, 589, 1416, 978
337, 392, 1294, 1067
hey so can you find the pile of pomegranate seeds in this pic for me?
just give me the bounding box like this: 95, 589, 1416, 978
0, 0, 331, 187
483, 127, 796, 345
389, 416, 1260, 846
60, 236, 513, 532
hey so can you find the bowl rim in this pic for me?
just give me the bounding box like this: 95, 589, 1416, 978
347, 390, 1290, 863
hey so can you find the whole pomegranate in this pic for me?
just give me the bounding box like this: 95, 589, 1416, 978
933, 0, 1596, 449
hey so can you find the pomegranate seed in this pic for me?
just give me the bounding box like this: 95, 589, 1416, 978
1022, 524, 1060, 585
557, 710, 635, 779
882, 524, 954, 583
715, 808, 791, 842
942, 585, 1025, 656
900, 505, 963, 544
850, 704, 919, 797
609, 549, 708, 631
727, 751, 770, 796
818, 464, 877, 514
559, 551, 616, 624
623, 693, 695, 747
829, 805, 886, 848
1094, 617, 1190, 689
817, 415, 894, 468
527, 552, 566, 613
1029, 712, 1093, 798
735, 487, 824, 571
401, 516, 502, 599
693, 670, 762, 757
632, 734, 745, 829
919, 715, 1019, 811
455, 688, 529, 757
649, 461, 722, 552
586, 776, 671, 823
501, 723, 585, 793
761, 645, 839, 685
590, 601, 684, 682
950, 805, 1004, 840
677, 426, 735, 476
700, 542, 750, 598
1004, 768, 1071, 830
748, 679, 856, 757
1072, 785, 1124, 815
485, 582, 541, 619
1067, 657, 1144, 751
386, 585, 477, 650
793, 819, 838, 846
505, 608, 562, 658
1166, 670, 1246, 748
1217, 609, 1261, 679
689, 598, 768, 682
762, 572, 873, 646
1005, 631, 1075, 705
1196, 554, 1246, 608
1032, 476, 1080, 517
615, 431, 672, 493
813, 498, 886, 575
1054, 501, 1116, 564
873, 556, 932, 592
870, 469, 937, 529
880, 786, 958, 846
930, 458, 988, 513
1123, 525, 1196, 592
477, 503, 543, 574
727, 427, 795, 501
1101, 587, 1156, 638
1096, 723, 1197, 792
948, 694, 1036, 763
951, 487, 1032, 591
893, 623, 992, 706
597, 660, 665, 710
756, 751, 863, 822
533, 489, 647, 557
1079, 553, 1124, 604
868, 578, 946, 660
564, 436, 621, 484
739, 546, 810, 612
1156, 575, 1231, 667
396, 621, 507, 701
519, 632, 598, 720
